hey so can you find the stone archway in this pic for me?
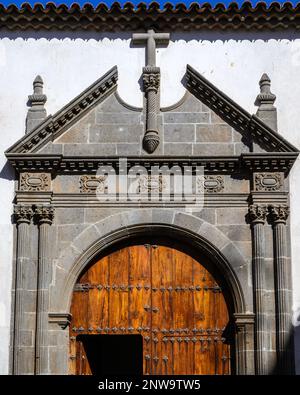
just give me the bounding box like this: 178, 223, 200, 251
48, 209, 254, 375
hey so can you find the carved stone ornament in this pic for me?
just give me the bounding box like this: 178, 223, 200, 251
248, 204, 268, 224
35, 205, 54, 225
197, 175, 224, 193
269, 204, 289, 224
13, 205, 33, 224
20, 172, 51, 192
254, 172, 282, 191
79, 175, 107, 193
139, 175, 167, 194
143, 66, 160, 94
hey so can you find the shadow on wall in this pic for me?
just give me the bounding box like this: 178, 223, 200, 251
0, 30, 300, 43
0, 160, 15, 182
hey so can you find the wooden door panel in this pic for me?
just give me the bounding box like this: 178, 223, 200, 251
69, 243, 232, 375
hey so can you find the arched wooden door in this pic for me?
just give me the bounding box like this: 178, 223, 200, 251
69, 244, 232, 375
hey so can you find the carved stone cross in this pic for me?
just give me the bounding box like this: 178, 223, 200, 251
132, 30, 170, 153
132, 29, 170, 67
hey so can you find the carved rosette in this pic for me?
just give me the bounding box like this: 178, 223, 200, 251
139, 175, 167, 194
143, 66, 160, 93
13, 205, 34, 224
35, 205, 55, 225
254, 173, 282, 192
248, 204, 268, 224
79, 175, 107, 193
19, 172, 51, 192
269, 204, 289, 224
197, 175, 224, 193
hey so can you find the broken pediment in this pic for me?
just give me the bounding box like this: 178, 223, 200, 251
5, 64, 298, 173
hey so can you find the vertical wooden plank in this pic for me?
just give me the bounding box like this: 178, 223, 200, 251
108, 248, 130, 329
128, 245, 151, 374
87, 256, 109, 331
151, 245, 174, 374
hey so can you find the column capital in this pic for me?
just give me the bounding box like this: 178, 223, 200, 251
13, 204, 33, 225
248, 204, 268, 224
35, 205, 54, 225
142, 66, 160, 93
269, 204, 289, 224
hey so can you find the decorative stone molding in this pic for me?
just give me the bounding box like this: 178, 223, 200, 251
79, 175, 107, 193
248, 204, 268, 224
255, 73, 277, 131
197, 175, 224, 193
269, 204, 289, 224
13, 204, 34, 224
139, 174, 167, 194
34, 205, 54, 225
143, 66, 160, 94
254, 172, 282, 192
49, 313, 72, 329
19, 172, 51, 192
26, 75, 47, 134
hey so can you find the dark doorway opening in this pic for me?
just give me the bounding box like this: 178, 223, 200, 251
77, 335, 143, 375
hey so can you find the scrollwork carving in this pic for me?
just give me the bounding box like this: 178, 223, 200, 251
20, 172, 51, 192
254, 172, 282, 191
248, 204, 268, 224
35, 205, 54, 225
269, 204, 289, 224
13, 205, 34, 224
79, 175, 107, 193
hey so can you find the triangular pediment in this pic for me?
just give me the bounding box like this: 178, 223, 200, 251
185, 65, 298, 154
5, 64, 298, 174
6, 66, 118, 155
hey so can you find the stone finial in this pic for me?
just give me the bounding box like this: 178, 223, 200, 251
26, 75, 47, 134
254, 73, 277, 131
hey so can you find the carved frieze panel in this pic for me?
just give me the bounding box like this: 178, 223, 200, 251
254, 172, 283, 191
19, 172, 51, 191
196, 175, 224, 193
79, 175, 107, 193
138, 175, 167, 194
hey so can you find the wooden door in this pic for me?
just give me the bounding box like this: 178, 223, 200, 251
69, 244, 232, 375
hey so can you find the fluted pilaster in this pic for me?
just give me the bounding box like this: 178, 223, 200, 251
13, 205, 34, 375
35, 205, 54, 375
270, 204, 292, 374
249, 204, 268, 374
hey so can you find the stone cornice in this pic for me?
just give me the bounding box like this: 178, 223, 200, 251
1, 2, 300, 32
186, 65, 299, 154
6, 152, 298, 174
5, 66, 118, 155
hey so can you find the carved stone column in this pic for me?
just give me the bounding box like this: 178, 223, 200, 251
270, 204, 292, 374
234, 313, 255, 375
35, 205, 54, 375
13, 204, 34, 375
249, 204, 268, 374
142, 66, 160, 153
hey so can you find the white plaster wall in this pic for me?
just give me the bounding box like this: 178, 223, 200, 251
1, 30, 300, 374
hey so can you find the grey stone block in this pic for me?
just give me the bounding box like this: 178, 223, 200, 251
84, 208, 124, 224
152, 208, 174, 224
167, 92, 203, 113
164, 143, 193, 156
89, 125, 143, 143
56, 119, 90, 144
196, 124, 233, 143
193, 143, 235, 156
234, 142, 250, 155
96, 112, 141, 125
116, 143, 141, 155
38, 143, 63, 154
22, 259, 38, 291
173, 212, 202, 233
54, 208, 84, 225
193, 208, 216, 224
49, 346, 68, 375
98, 93, 134, 113
56, 224, 88, 243
17, 348, 35, 374
163, 112, 209, 124
63, 143, 117, 156
72, 225, 100, 254
20, 330, 34, 347
164, 124, 195, 142
53, 175, 81, 194
23, 290, 37, 313
216, 208, 247, 225
198, 222, 229, 251
217, 225, 251, 242
221, 242, 248, 270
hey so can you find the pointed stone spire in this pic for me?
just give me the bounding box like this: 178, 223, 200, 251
26, 75, 47, 134
255, 73, 277, 131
